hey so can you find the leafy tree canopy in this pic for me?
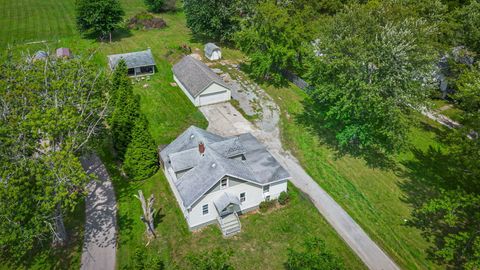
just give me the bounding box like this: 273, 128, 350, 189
0, 52, 110, 263
236, 0, 316, 85
76, 0, 125, 41
302, 1, 437, 162
184, 0, 245, 42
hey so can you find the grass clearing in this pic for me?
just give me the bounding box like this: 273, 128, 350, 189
262, 83, 445, 270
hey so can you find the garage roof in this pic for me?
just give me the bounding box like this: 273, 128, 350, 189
107, 49, 156, 70
172, 55, 230, 98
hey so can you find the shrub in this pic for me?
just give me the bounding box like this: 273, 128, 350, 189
127, 12, 167, 30
259, 199, 276, 213
278, 191, 290, 205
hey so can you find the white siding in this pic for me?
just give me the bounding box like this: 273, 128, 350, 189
197, 83, 231, 106
187, 179, 288, 229
174, 74, 231, 107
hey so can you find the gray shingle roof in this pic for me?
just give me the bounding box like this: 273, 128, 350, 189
172, 55, 230, 98
107, 49, 155, 70
204, 43, 220, 57
160, 126, 290, 208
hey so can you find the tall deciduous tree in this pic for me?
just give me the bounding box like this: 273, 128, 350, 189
303, 2, 437, 161
110, 60, 140, 159
410, 66, 480, 269
75, 0, 125, 42
0, 52, 110, 262
183, 0, 243, 42
236, 0, 315, 84
123, 115, 158, 180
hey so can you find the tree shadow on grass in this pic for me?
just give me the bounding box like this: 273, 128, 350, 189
295, 98, 397, 170
81, 27, 133, 44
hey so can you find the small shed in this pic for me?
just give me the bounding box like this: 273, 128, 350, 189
204, 43, 221, 61
107, 48, 156, 77
56, 48, 71, 59
173, 55, 231, 107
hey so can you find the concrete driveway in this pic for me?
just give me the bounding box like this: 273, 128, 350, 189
200, 102, 400, 270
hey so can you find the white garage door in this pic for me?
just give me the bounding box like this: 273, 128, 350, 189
198, 91, 228, 106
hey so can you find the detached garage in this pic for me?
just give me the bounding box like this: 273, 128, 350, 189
173, 55, 231, 107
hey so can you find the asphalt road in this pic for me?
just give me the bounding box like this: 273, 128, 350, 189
80, 154, 117, 270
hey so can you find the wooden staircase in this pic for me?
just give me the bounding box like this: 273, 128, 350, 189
218, 212, 241, 237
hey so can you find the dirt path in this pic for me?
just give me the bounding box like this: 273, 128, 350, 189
80, 154, 117, 270
200, 103, 400, 270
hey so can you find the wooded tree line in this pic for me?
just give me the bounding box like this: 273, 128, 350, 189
0, 54, 158, 264
184, 0, 480, 268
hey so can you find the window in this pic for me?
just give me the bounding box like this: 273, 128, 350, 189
263, 185, 270, 193
202, 204, 209, 215
265, 195, 271, 201
240, 192, 246, 202
221, 178, 228, 189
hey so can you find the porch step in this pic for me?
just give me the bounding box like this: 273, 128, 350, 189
219, 213, 241, 237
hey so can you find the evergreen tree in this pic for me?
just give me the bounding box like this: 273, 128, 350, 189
110, 60, 140, 159
123, 115, 158, 180
76, 0, 125, 42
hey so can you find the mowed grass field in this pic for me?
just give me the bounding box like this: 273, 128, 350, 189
0, 0, 144, 47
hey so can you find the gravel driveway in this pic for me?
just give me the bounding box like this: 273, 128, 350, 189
200, 102, 400, 270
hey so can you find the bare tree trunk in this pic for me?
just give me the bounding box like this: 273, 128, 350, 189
135, 190, 156, 238
109, 32, 112, 43
52, 204, 67, 246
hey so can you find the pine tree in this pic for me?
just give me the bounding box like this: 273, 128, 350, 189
110, 60, 140, 159
123, 115, 159, 180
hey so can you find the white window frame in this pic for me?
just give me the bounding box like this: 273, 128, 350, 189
240, 192, 246, 202
263, 185, 270, 193
220, 178, 228, 189
202, 204, 209, 215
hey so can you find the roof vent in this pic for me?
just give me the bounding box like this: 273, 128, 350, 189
211, 163, 216, 168
190, 134, 195, 140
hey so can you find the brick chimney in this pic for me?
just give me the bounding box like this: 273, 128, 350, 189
198, 142, 205, 156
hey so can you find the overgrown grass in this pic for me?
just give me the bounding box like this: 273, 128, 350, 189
262, 83, 446, 270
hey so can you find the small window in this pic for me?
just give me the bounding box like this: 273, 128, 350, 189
265, 195, 271, 201
263, 185, 270, 193
221, 178, 228, 189
202, 204, 209, 215
240, 192, 246, 202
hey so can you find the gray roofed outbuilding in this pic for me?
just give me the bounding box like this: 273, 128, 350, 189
160, 126, 290, 208
204, 43, 220, 57
172, 55, 230, 98
107, 48, 156, 70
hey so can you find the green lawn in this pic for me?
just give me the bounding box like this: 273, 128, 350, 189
98, 144, 366, 269
262, 83, 446, 270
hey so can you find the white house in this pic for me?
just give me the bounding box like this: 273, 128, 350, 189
172, 55, 231, 107
159, 126, 290, 236
204, 43, 222, 61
